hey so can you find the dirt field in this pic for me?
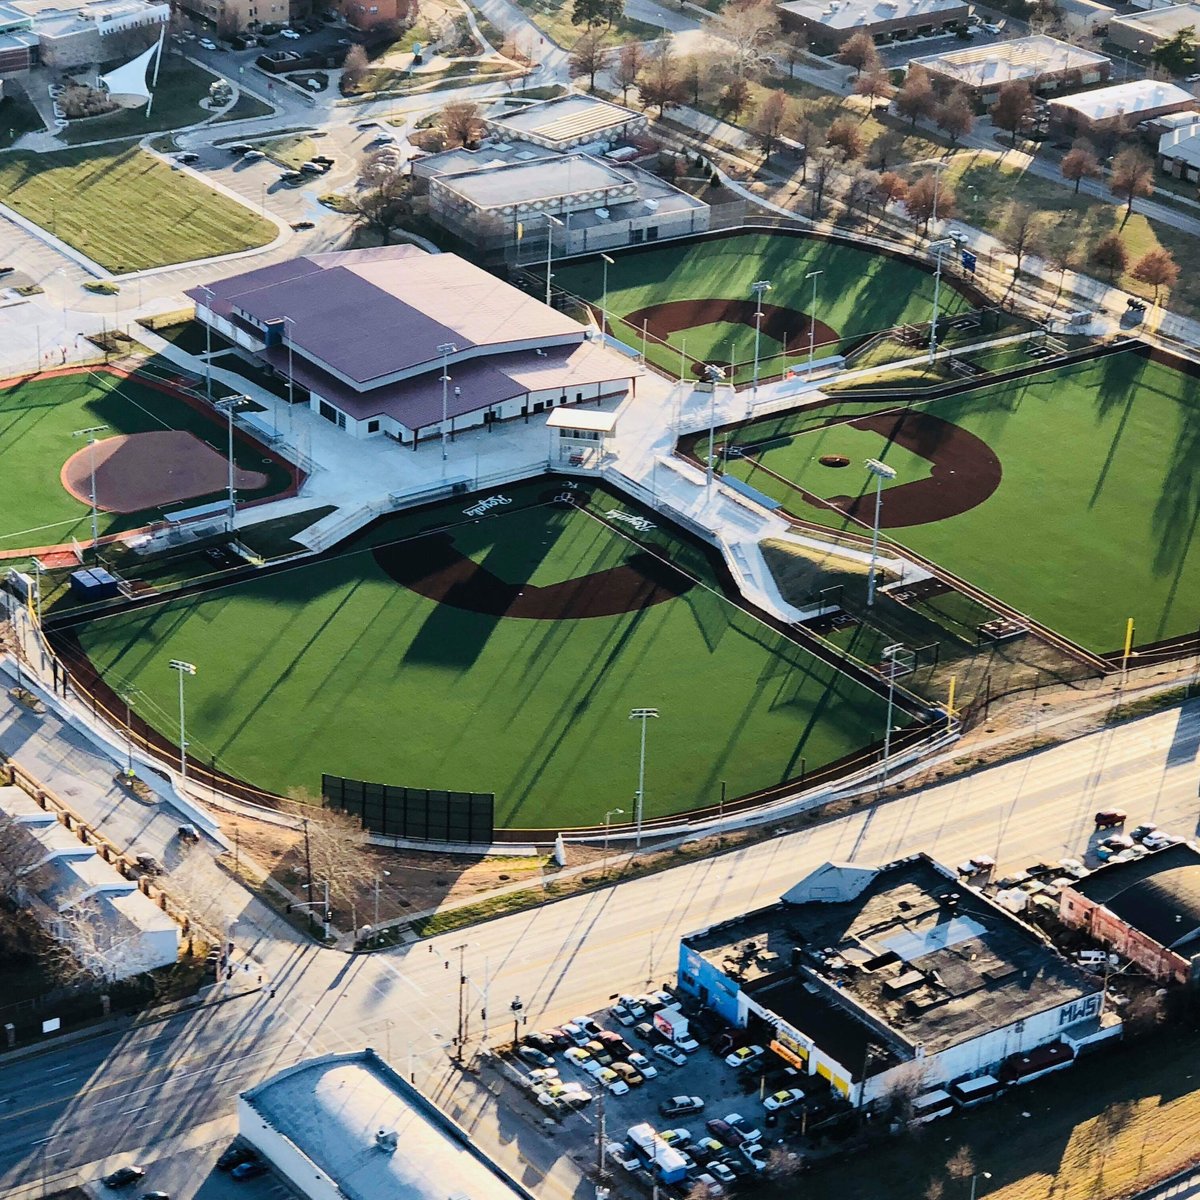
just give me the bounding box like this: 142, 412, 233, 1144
60, 430, 268, 513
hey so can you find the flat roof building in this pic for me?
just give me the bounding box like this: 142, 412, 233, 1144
777, 0, 968, 52
239, 1050, 536, 1200
1110, 3, 1200, 63
1159, 121, 1200, 178
678, 855, 1119, 1107
1061, 842, 1200, 983
187, 246, 636, 445
911, 35, 1110, 102
484, 93, 647, 152
1049, 79, 1196, 134
0, 0, 167, 70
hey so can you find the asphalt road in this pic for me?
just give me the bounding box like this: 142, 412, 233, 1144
2, 694, 1197, 1197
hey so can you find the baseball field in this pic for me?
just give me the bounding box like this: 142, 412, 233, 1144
717, 347, 1200, 655
0, 368, 295, 555
69, 480, 900, 830
550, 231, 974, 384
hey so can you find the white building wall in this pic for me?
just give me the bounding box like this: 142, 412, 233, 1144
238, 1098, 341, 1200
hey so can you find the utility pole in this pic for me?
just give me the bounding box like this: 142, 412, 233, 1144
595, 1083, 607, 1179
302, 817, 313, 900
452, 942, 468, 1060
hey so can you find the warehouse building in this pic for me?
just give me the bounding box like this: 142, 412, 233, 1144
1060, 842, 1200, 983
0, 0, 166, 74
1110, 3, 1200, 64
187, 246, 637, 444
240, 1051, 536, 1200
484, 92, 647, 152
1048, 79, 1196, 137
776, 0, 968, 52
910, 35, 1110, 103
677, 855, 1120, 1108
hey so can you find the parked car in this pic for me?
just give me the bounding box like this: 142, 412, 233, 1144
231, 1161, 269, 1181
725, 1045, 764, 1068
281, 26, 300, 37
763, 1087, 806, 1111
1130, 823, 1158, 843
654, 1044, 687, 1066
516, 1045, 554, 1069
584, 1039, 613, 1066
694, 1173, 725, 1196
141, 1192, 170, 1200
627, 1051, 657, 1078
598, 1031, 631, 1057
227, 143, 253, 155
522, 1032, 559, 1053
572, 1016, 602, 1038
299, 161, 325, 175
198, 36, 217, 48
706, 1118, 735, 1144
1058, 857, 1089, 879
525, 1067, 559, 1087
541, 1027, 571, 1048
675, 1032, 701, 1053
177, 823, 200, 842
725, 1114, 762, 1144
617, 994, 646, 1017
1144, 833, 1180, 851
580, 1057, 608, 1079
610, 1061, 643, 1086
242, 150, 266, 162
661, 1128, 694, 1148
217, 1146, 257, 1171
134, 852, 164, 876
564, 1047, 592, 1069
606, 1143, 640, 1171
661, 1095, 704, 1117
693, 1136, 725, 1161
708, 1161, 737, 1185
1126, 296, 1147, 313
174, 152, 200, 165
562, 1022, 591, 1046
632, 1021, 656, 1041
610, 1003, 635, 1026
103, 1167, 146, 1188
741, 1144, 769, 1172
1094, 809, 1127, 829
1101, 834, 1134, 852
596, 1068, 629, 1095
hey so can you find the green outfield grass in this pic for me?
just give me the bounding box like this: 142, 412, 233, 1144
0, 368, 294, 553
0, 146, 275, 271
724, 349, 1200, 654
73, 481, 897, 829
552, 233, 974, 384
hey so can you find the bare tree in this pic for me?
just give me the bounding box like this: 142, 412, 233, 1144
809, 147, 839, 216
0, 813, 52, 899
780, 28, 808, 77
568, 29, 606, 91
844, 167, 880, 222
837, 29, 879, 76
752, 89, 792, 163
359, 146, 404, 186
999, 201, 1038, 274
719, 76, 752, 121
639, 41, 685, 116
1061, 142, 1101, 193
706, 0, 779, 79
295, 806, 373, 909
440, 99, 484, 148
1044, 238, 1077, 293
827, 115, 865, 161
341, 44, 369, 93
875, 169, 908, 210
352, 172, 414, 244
989, 80, 1034, 144
871, 129, 903, 170
904, 170, 954, 232
853, 66, 890, 110
680, 53, 704, 107
1131, 247, 1179, 301
1091, 231, 1128, 279
946, 1146, 976, 1182
614, 40, 644, 104
1110, 147, 1155, 215
935, 88, 974, 145
895, 65, 936, 127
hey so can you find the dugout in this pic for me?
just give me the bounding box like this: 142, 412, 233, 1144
546, 407, 618, 468
68, 568, 121, 601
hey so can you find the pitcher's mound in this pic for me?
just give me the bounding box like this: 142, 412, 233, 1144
61, 430, 269, 514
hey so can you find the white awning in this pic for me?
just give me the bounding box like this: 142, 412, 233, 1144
99, 37, 159, 106
546, 408, 618, 433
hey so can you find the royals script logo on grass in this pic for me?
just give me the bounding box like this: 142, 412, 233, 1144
605, 509, 656, 533
463, 494, 512, 517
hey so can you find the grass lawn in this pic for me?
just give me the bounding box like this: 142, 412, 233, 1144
722, 348, 1200, 653
212, 91, 275, 123
508, 0, 658, 49
0, 85, 45, 148
0, 368, 294, 554
59, 59, 223, 145
0, 146, 275, 271
72, 480, 896, 828
261, 133, 318, 169
945, 150, 1198, 319
553, 232, 974, 383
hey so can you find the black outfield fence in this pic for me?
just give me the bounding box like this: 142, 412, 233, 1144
322, 774, 495, 844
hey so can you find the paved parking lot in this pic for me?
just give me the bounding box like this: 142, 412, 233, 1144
497, 1000, 827, 1195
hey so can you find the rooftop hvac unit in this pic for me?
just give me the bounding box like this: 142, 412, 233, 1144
595, 207, 610, 219
374, 1129, 398, 1153
644, 197, 659, 212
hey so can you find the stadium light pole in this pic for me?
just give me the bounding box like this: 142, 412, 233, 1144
602, 807, 624, 877
168, 659, 196, 781
199, 283, 215, 401
704, 363, 726, 492
928, 237, 954, 364
542, 212, 563, 308
437, 342, 457, 471
600, 253, 615, 340
864, 458, 897, 607
629, 708, 658, 850
805, 269, 824, 378
880, 643, 904, 785
29, 557, 44, 627
73, 425, 108, 552
215, 396, 250, 532
282, 313, 297, 439
750, 279, 771, 414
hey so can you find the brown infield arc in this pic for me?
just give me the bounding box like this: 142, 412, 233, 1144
808, 409, 1003, 528
372, 532, 695, 620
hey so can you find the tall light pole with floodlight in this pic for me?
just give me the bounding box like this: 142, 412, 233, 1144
629, 708, 658, 850
214, 395, 250, 531
805, 269, 824, 378
72, 425, 108, 551
543, 212, 563, 307
880, 642, 904, 784
167, 659, 196, 780
927, 237, 955, 363
704, 363, 726, 491
437, 342, 457, 470
750, 279, 771, 412
600, 252, 615, 339
864, 457, 897, 607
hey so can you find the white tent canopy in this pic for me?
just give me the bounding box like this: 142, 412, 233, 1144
98, 32, 162, 109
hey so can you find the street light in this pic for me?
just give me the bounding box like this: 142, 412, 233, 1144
928, 237, 955, 363
510, 995, 524, 1047
72, 425, 108, 551
199, 282, 215, 401
970, 1172, 993, 1200
167, 659, 196, 781
864, 457, 897, 607
214, 396, 250, 531
437, 342, 457, 470
374, 869, 391, 927
750, 279, 771, 413
628, 708, 658, 850
600, 252, 615, 340
542, 212, 564, 308
805, 269, 824, 378
602, 807, 624, 876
